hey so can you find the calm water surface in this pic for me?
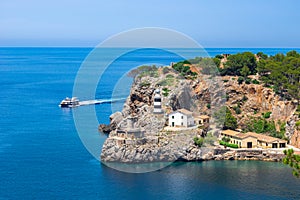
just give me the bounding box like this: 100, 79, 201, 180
0, 48, 299, 199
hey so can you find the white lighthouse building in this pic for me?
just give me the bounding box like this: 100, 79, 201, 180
153, 89, 163, 114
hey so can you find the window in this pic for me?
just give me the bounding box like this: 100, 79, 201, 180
280, 143, 286, 148
181, 122, 183, 126
172, 116, 174, 119
181, 116, 183, 119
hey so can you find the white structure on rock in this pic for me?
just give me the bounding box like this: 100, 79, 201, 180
153, 89, 163, 114
168, 108, 195, 127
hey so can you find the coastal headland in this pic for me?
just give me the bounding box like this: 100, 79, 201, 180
100, 51, 300, 163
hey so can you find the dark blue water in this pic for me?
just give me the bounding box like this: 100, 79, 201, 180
0, 48, 299, 199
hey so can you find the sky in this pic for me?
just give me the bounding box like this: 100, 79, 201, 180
0, 0, 300, 47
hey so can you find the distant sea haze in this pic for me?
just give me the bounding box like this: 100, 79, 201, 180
0, 47, 299, 199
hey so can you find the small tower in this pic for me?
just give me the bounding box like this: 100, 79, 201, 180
153, 89, 163, 114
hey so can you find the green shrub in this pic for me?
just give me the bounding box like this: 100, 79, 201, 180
295, 121, 300, 130
166, 74, 174, 79
194, 137, 204, 147
263, 111, 272, 119
245, 78, 251, 84
233, 106, 242, 114
252, 79, 260, 84
222, 136, 231, 143
297, 105, 300, 112
172, 61, 196, 77
244, 117, 286, 139
283, 149, 300, 178
226, 94, 230, 101
227, 143, 239, 148
157, 78, 174, 86
219, 141, 238, 148
213, 106, 238, 130
215, 54, 224, 59
162, 88, 170, 97
242, 95, 248, 102
162, 87, 169, 92
223, 79, 229, 83
237, 77, 244, 84
140, 81, 150, 88
128, 65, 158, 78
206, 103, 211, 109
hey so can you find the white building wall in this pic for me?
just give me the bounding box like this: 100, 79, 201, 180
187, 116, 194, 126
169, 112, 194, 127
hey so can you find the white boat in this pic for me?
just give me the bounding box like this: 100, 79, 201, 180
59, 97, 79, 108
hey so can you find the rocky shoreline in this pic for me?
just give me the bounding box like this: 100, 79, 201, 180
101, 134, 285, 163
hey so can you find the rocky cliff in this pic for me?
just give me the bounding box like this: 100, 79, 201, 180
99, 66, 299, 162
221, 75, 297, 130
286, 114, 300, 148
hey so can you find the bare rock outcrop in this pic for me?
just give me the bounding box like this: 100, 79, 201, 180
100, 66, 298, 163
286, 114, 300, 148
218, 77, 298, 135
99, 112, 124, 133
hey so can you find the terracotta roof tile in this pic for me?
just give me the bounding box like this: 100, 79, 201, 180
221, 129, 240, 136
246, 132, 286, 143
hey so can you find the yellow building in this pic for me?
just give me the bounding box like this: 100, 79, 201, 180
247, 132, 287, 148
220, 130, 287, 149
194, 115, 209, 125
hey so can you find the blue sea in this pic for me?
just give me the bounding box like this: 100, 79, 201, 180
0, 47, 300, 200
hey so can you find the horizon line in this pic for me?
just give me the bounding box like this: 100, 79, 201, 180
1, 46, 300, 49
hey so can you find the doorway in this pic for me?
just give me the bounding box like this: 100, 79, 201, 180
247, 142, 252, 148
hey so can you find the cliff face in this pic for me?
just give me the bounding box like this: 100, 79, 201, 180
101, 69, 223, 136
222, 77, 300, 148
100, 67, 299, 162
286, 114, 300, 148
221, 77, 297, 129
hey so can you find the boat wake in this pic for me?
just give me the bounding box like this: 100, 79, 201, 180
78, 97, 127, 106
